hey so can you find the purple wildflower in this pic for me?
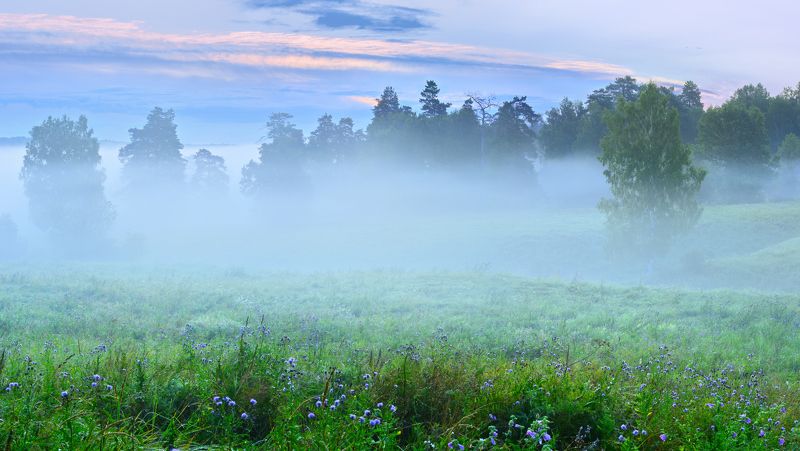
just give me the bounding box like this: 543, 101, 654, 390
307, 412, 316, 420
241, 412, 249, 420
526, 429, 536, 439
543, 432, 552, 442
621, 424, 628, 431
759, 429, 765, 438
106, 385, 113, 391
315, 400, 322, 408
779, 438, 785, 446
60, 390, 69, 398
390, 404, 397, 413
659, 433, 667, 442
376, 402, 384, 408
250, 398, 257, 406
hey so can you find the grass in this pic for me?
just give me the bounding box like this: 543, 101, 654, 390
1, 267, 800, 449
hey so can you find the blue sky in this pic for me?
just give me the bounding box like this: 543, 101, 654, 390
1, 0, 798, 144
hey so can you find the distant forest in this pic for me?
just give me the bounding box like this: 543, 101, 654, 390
5, 77, 800, 257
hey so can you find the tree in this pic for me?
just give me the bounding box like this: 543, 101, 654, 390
466, 94, 499, 166
20, 115, 114, 253
540, 98, 586, 158
419, 80, 451, 118
577, 77, 642, 154
119, 107, 185, 193
729, 83, 771, 113
191, 149, 229, 194
698, 103, 771, 167
308, 114, 364, 165
778, 133, 800, 161
698, 102, 773, 202
598, 83, 706, 256
241, 113, 308, 197
372, 87, 401, 120
777, 133, 800, 198
487, 96, 541, 168
677, 81, 704, 144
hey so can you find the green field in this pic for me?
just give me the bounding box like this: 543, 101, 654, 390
2, 202, 800, 449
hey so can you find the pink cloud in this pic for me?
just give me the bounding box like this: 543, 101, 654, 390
0, 13, 640, 79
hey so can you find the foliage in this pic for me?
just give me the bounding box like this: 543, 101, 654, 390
599, 83, 706, 256
540, 98, 586, 158
19, 115, 114, 253
1, 267, 799, 449
307, 114, 364, 165
698, 101, 773, 202
191, 148, 229, 194
419, 80, 451, 118
119, 107, 185, 192
241, 113, 309, 198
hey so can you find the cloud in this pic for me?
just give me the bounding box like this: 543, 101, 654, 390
313, 10, 427, 32
0, 13, 645, 82
244, 0, 432, 32
346, 95, 379, 106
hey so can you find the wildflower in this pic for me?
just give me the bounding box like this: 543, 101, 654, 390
369, 418, 381, 427
91, 382, 97, 388
620, 424, 627, 431
250, 398, 257, 406
633, 430, 639, 436
706, 403, 715, 408
659, 433, 667, 442
745, 417, 752, 424
60, 390, 69, 398
315, 400, 322, 408
618, 435, 625, 442
358, 416, 365, 423
330, 405, 336, 411
641, 430, 647, 436
779, 438, 785, 446
448, 442, 453, 449
526, 429, 536, 439
759, 429, 765, 437
349, 414, 357, 420
241, 412, 249, 420
364, 409, 371, 417
488, 413, 497, 421
92, 374, 102, 382
106, 385, 113, 391
732, 432, 737, 438
377, 402, 384, 408
543, 432, 551, 442
213, 396, 220, 402
307, 412, 316, 420
390, 404, 397, 413
458, 445, 464, 451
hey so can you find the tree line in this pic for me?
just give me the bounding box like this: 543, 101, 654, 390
5, 77, 800, 257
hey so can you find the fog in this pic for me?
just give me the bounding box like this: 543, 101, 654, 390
3, 138, 798, 293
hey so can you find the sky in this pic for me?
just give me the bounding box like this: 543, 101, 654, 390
0, 0, 798, 144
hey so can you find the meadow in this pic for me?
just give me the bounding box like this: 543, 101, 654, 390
2, 201, 800, 449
